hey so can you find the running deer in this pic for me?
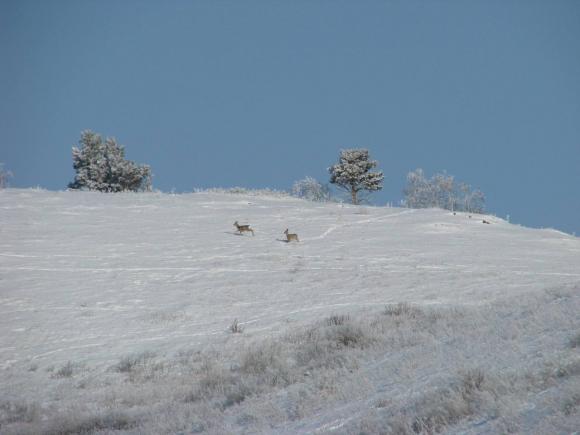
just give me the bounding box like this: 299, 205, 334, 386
234, 221, 254, 236
284, 229, 299, 242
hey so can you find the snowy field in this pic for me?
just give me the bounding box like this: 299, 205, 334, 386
0, 189, 579, 434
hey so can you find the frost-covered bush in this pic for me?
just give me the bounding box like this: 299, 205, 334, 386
403, 168, 485, 213
0, 163, 13, 189
52, 361, 75, 378
68, 131, 152, 192
328, 149, 384, 204
292, 176, 331, 202
113, 351, 156, 374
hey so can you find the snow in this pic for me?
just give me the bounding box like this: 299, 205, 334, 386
0, 189, 578, 434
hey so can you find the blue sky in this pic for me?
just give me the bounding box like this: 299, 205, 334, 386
1, 0, 579, 234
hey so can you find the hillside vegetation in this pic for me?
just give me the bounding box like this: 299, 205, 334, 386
0, 189, 578, 434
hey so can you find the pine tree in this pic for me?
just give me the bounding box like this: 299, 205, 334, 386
328, 149, 384, 204
68, 131, 152, 192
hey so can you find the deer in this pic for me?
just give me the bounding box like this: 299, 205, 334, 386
284, 229, 299, 242
234, 221, 254, 236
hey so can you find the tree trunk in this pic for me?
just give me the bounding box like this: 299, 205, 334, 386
351, 187, 358, 205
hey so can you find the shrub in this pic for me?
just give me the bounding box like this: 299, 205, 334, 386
113, 351, 156, 374
292, 176, 331, 202
240, 344, 287, 377
191, 360, 236, 400
52, 361, 75, 378
331, 323, 368, 348
410, 370, 489, 433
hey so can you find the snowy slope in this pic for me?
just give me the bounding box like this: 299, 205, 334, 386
0, 189, 579, 434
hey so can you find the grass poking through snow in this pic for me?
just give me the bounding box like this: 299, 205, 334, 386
2, 290, 579, 434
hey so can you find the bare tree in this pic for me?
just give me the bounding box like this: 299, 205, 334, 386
432, 171, 455, 211
404, 169, 485, 213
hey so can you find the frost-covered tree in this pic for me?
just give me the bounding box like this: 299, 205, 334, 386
292, 176, 331, 202
403, 168, 431, 208
0, 163, 13, 189
68, 131, 152, 192
404, 169, 485, 213
432, 171, 456, 211
458, 182, 471, 212
459, 182, 485, 213
469, 189, 485, 214
328, 149, 384, 204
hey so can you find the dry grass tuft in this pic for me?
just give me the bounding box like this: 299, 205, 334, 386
384, 302, 422, 318
43, 410, 136, 435
113, 351, 156, 374
51, 361, 76, 378
0, 401, 40, 426
230, 319, 243, 333
410, 369, 490, 433
326, 314, 350, 326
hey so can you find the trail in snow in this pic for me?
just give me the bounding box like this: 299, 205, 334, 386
303, 208, 416, 241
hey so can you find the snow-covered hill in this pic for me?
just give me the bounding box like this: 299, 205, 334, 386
1, 189, 578, 434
